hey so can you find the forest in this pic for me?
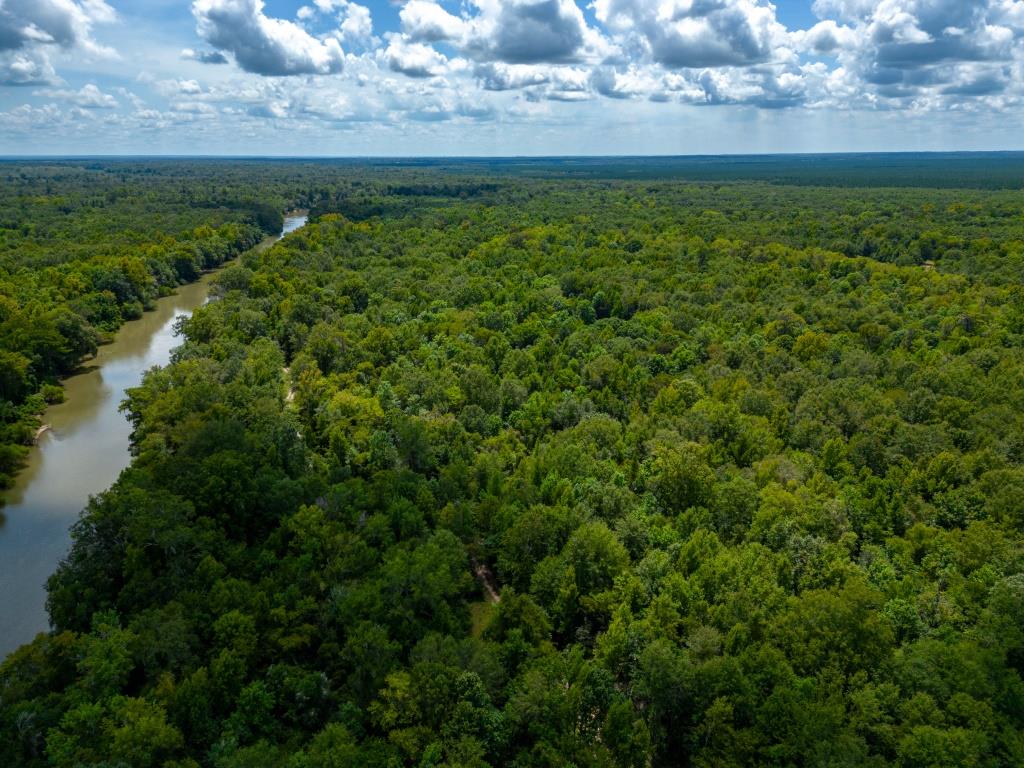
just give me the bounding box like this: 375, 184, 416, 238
0, 162, 293, 492
1, 158, 1023, 767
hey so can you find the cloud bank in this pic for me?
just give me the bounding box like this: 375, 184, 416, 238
361, 0, 1024, 111
4, 0, 1024, 151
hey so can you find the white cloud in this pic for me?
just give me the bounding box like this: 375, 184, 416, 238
381, 35, 450, 78
590, 65, 660, 99
0, 0, 116, 54
40, 82, 118, 108
792, 20, 859, 54
0, 0, 116, 85
154, 78, 208, 97
7, 0, 1024, 157
177, 79, 203, 95
173, 0, 1024, 115
476, 62, 553, 90
170, 100, 217, 116
181, 47, 229, 64
0, 103, 64, 133
294, 0, 373, 46
192, 0, 345, 75
0, 49, 57, 85
400, 1, 468, 43
470, 0, 592, 64
340, 3, 373, 45
398, 0, 612, 66
812, 0, 879, 23
594, 0, 788, 68
804, 0, 1024, 107
471, 60, 600, 103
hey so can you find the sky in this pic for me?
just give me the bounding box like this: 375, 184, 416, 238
1, 0, 1023, 156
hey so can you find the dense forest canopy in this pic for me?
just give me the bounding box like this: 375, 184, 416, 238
0, 162, 292, 491
1, 158, 1023, 767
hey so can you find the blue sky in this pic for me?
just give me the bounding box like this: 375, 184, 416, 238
2, 1, 1023, 156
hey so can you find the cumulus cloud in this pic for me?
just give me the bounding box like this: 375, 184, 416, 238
177, 79, 203, 95
248, 100, 291, 118
472, 0, 590, 64
0, 49, 57, 85
13, 0, 1023, 148
168, 100, 218, 119
398, 0, 610, 66
174, 0, 1024, 115
153, 78, 209, 99
192, 0, 345, 75
400, 1, 468, 43
339, 3, 373, 45
792, 20, 859, 54
404, 97, 496, 122
471, 60, 601, 102
0, 0, 116, 85
811, 0, 890, 24
297, 0, 374, 46
381, 35, 450, 78
804, 0, 1024, 106
0, 103, 64, 133
475, 62, 552, 90
0, 0, 116, 54
181, 47, 229, 64
40, 83, 118, 108
590, 65, 658, 98
594, 0, 788, 68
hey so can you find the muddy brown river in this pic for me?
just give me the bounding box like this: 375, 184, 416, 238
0, 214, 306, 657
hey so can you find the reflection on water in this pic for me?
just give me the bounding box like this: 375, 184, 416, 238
0, 214, 306, 657
281, 215, 306, 236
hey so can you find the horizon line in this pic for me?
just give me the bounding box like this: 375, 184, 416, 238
3, 150, 1024, 161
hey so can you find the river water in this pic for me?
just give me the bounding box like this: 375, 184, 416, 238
0, 214, 307, 657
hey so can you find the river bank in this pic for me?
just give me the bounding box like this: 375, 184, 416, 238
0, 213, 307, 657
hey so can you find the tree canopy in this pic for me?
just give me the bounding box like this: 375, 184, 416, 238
1, 159, 1023, 767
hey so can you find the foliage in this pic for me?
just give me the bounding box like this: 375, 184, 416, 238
0, 162, 287, 492
2, 159, 1023, 767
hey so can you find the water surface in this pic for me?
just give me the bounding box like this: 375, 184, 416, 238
0, 214, 306, 656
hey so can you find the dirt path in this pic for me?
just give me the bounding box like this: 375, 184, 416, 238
471, 556, 501, 604
283, 367, 295, 403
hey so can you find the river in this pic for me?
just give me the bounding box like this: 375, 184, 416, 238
0, 213, 307, 657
